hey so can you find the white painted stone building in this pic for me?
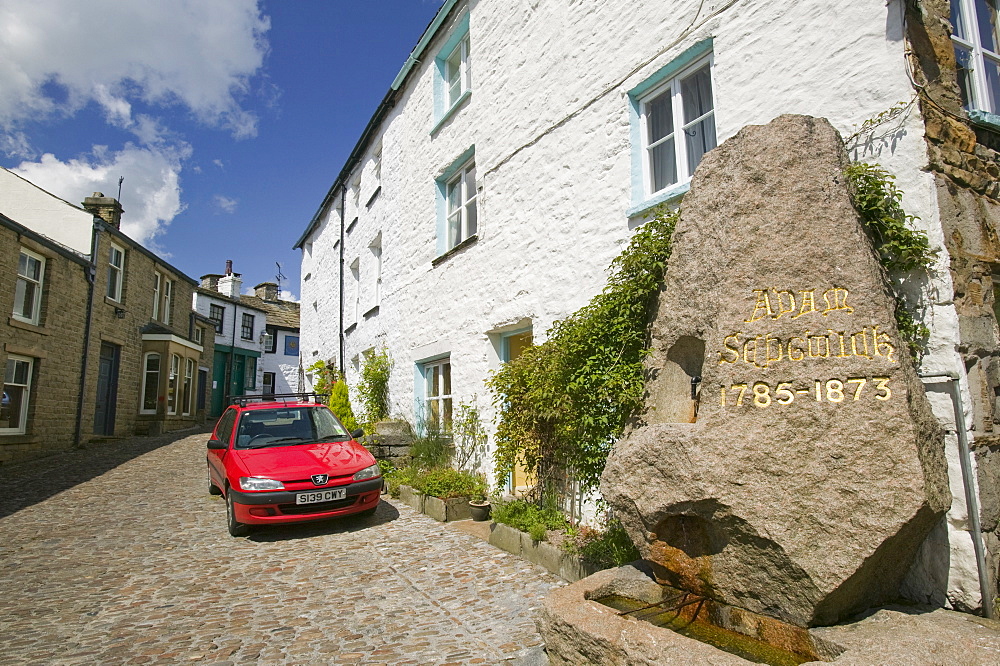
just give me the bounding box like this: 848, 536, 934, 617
296, 0, 1000, 615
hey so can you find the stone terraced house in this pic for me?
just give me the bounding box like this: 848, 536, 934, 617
0, 168, 215, 464
295, 0, 1000, 614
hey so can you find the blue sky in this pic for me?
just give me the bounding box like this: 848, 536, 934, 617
0, 0, 446, 299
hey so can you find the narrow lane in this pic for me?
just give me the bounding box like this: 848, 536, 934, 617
0, 431, 563, 665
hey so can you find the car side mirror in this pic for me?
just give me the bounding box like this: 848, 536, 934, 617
350, 428, 364, 439
207, 439, 227, 450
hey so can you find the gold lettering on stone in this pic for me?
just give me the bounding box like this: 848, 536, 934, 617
764, 333, 784, 367
745, 290, 775, 323
773, 290, 796, 320
788, 337, 806, 361
792, 290, 819, 319
807, 332, 830, 358
850, 328, 872, 359
830, 330, 850, 358
822, 287, 854, 316
719, 333, 741, 365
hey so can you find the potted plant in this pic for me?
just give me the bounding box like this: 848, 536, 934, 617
469, 492, 491, 521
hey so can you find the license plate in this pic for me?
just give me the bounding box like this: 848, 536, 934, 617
296, 488, 346, 505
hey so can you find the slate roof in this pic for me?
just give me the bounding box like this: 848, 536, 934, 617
240, 295, 300, 330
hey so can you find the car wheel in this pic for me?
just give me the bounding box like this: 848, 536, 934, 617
208, 465, 222, 495
226, 489, 250, 537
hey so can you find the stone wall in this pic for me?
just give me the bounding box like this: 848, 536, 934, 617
906, 0, 1000, 609
0, 222, 89, 464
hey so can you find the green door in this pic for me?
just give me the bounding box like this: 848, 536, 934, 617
231, 354, 246, 400
211, 351, 228, 417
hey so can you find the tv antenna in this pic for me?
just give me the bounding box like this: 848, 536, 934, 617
275, 262, 286, 293
117, 176, 124, 200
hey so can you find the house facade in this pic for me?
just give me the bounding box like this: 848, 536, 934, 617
193, 263, 266, 417
242, 281, 301, 397
0, 170, 214, 464
296, 0, 1000, 613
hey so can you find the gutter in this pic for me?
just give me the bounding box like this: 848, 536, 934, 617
73, 218, 101, 447
920, 373, 996, 619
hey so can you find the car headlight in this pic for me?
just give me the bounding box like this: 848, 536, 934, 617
353, 464, 381, 481
239, 476, 285, 491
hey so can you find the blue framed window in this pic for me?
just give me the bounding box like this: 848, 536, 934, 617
435, 146, 477, 255
415, 355, 452, 434
627, 40, 715, 218
432, 12, 471, 130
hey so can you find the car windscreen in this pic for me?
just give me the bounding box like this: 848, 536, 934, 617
235, 406, 351, 449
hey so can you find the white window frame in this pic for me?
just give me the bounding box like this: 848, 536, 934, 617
161, 278, 172, 325
445, 160, 477, 250
263, 371, 276, 396
140, 352, 160, 414
951, 0, 1000, 114
638, 57, 716, 198
183, 358, 194, 416
422, 357, 452, 434
193, 326, 203, 345
152, 271, 161, 321
1, 354, 33, 434
370, 234, 382, 307
349, 258, 360, 326
107, 242, 125, 302
14, 248, 45, 326
167, 353, 180, 415
445, 34, 471, 109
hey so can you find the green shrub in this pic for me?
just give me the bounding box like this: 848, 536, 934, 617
329, 378, 358, 432
528, 523, 547, 542
409, 429, 452, 470
564, 519, 640, 569
491, 498, 567, 535
383, 464, 418, 498
411, 468, 487, 499
357, 348, 392, 427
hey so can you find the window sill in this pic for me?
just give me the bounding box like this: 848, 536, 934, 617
104, 295, 123, 307
969, 109, 1000, 133
0, 433, 37, 442
363, 304, 380, 319
8, 317, 49, 335
432, 234, 479, 266
430, 90, 472, 136
366, 186, 381, 208
626, 182, 690, 219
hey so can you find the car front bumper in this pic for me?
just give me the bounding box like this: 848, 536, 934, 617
229, 477, 383, 524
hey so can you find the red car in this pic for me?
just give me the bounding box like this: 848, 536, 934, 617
207, 394, 382, 536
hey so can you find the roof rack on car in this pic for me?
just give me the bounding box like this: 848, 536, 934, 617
227, 392, 329, 407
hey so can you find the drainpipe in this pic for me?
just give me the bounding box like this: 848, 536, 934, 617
339, 186, 346, 372
74, 218, 101, 447
920, 373, 996, 619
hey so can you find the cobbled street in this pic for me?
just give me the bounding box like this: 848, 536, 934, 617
0, 430, 564, 665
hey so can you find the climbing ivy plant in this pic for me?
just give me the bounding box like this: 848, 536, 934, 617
305, 359, 358, 431
487, 206, 678, 493
357, 347, 392, 427
845, 162, 935, 357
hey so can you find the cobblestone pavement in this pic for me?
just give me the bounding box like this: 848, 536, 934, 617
0, 430, 565, 665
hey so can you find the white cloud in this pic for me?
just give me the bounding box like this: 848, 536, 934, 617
279, 290, 300, 303
214, 194, 238, 214
12, 142, 191, 247
0, 0, 270, 138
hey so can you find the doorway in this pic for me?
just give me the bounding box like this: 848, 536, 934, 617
93, 342, 120, 435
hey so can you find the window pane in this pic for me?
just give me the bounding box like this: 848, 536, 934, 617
466, 200, 478, 237
953, 0, 970, 41
985, 55, 1000, 112
442, 397, 453, 428
2, 385, 26, 429
646, 89, 673, 143
685, 115, 717, 178
955, 45, 975, 107
442, 361, 451, 395
431, 365, 440, 397
19, 253, 41, 281
427, 398, 440, 427
650, 138, 677, 192
448, 210, 463, 247
143, 355, 159, 412
974, 0, 998, 53
6, 358, 29, 384
14, 278, 34, 320
682, 66, 714, 124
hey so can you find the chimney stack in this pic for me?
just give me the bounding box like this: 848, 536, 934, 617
82, 192, 124, 229
255, 282, 279, 301
218, 260, 242, 299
